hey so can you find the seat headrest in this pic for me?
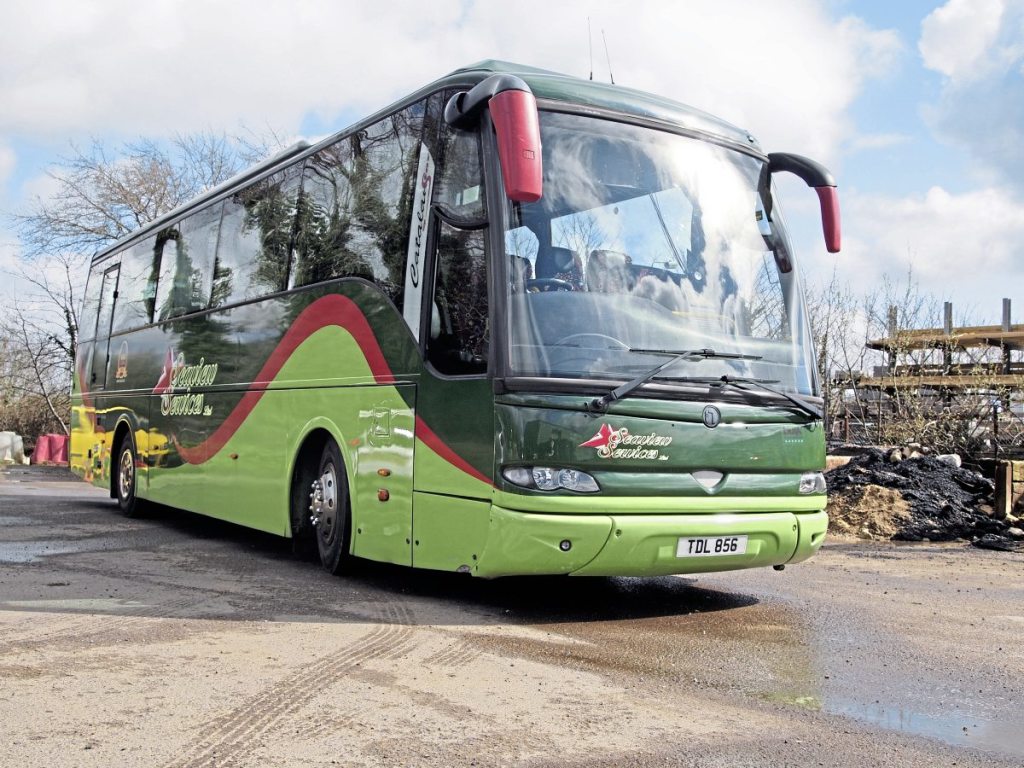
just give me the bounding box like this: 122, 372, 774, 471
589, 249, 632, 268
536, 247, 576, 277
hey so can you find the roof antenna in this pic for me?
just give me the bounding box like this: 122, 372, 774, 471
602, 29, 615, 85
588, 17, 594, 81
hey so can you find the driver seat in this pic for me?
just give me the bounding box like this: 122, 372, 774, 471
535, 247, 583, 290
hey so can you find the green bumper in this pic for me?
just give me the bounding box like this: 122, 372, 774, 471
474, 503, 828, 578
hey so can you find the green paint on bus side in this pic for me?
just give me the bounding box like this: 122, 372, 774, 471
70, 286, 831, 579
411, 492, 491, 572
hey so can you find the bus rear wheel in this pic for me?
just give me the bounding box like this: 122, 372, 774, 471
115, 432, 142, 517
310, 439, 352, 575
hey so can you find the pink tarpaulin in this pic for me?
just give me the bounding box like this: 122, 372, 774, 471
48, 434, 68, 464
32, 434, 69, 465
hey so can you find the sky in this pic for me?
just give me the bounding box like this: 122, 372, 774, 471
1, 0, 1023, 327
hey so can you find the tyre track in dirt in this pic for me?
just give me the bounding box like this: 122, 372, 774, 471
423, 636, 483, 669
162, 600, 417, 768
0, 596, 199, 657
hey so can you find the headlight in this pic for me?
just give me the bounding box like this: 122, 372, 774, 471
798, 471, 827, 494
501, 466, 600, 493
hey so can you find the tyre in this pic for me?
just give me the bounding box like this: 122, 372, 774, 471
115, 431, 142, 517
310, 439, 353, 574
289, 446, 319, 559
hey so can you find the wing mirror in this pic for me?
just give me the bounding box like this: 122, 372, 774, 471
768, 153, 841, 253
445, 74, 543, 203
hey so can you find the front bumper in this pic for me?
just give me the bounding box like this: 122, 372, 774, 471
473, 504, 828, 578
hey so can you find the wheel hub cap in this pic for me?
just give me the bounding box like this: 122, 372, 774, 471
118, 448, 134, 499
309, 463, 338, 541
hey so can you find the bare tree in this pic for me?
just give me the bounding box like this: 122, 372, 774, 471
811, 265, 1023, 460
15, 133, 275, 258
2, 132, 280, 437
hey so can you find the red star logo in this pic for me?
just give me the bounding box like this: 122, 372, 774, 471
153, 347, 176, 395
580, 423, 615, 450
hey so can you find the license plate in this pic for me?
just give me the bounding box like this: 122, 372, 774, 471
676, 535, 748, 558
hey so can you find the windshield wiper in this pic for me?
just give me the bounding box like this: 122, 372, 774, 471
705, 375, 822, 420
587, 348, 762, 413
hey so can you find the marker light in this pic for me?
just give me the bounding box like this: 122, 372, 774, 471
798, 472, 827, 494
501, 466, 600, 493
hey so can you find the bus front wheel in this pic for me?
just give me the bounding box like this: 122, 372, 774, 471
115, 432, 142, 517
310, 440, 352, 575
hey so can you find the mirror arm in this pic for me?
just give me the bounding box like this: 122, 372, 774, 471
767, 152, 836, 187
768, 152, 841, 254
444, 74, 533, 129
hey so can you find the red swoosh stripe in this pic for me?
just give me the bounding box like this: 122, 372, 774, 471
415, 416, 491, 486
176, 294, 392, 464
175, 294, 492, 486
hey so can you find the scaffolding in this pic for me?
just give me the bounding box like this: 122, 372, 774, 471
832, 298, 1024, 459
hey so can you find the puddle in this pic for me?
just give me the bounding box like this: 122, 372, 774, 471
827, 699, 1024, 757
0, 538, 120, 563
0, 516, 35, 525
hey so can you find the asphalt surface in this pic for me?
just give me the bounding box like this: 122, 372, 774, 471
1, 464, 1022, 767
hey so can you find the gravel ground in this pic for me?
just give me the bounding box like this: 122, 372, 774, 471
1, 464, 1023, 767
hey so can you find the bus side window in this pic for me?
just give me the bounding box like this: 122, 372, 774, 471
155, 207, 219, 320
212, 169, 302, 306
428, 222, 488, 375
426, 121, 488, 375
110, 235, 158, 334
342, 104, 427, 307
433, 122, 485, 222
79, 265, 105, 342
292, 141, 374, 288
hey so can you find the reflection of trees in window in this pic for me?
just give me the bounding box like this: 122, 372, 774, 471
345, 111, 419, 304
290, 104, 428, 307
744, 254, 788, 339
148, 227, 179, 321
210, 169, 299, 308
110, 236, 158, 334
210, 253, 233, 308
292, 143, 370, 287
434, 123, 485, 220
241, 169, 301, 295
157, 239, 200, 321
79, 266, 105, 341
554, 211, 603, 267
429, 222, 488, 375
155, 208, 218, 321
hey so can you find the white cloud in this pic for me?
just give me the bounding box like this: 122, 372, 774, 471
919, 0, 1005, 80
0, 143, 14, 187
919, 0, 1024, 192
821, 186, 1024, 311
0, 0, 896, 166
846, 132, 912, 152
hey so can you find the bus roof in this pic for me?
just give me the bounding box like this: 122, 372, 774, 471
449, 60, 757, 148
91, 60, 758, 265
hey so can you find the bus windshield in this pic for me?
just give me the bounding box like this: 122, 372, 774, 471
504, 111, 817, 396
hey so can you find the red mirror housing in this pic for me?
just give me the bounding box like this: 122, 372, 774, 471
815, 186, 841, 253
444, 74, 543, 203
489, 89, 543, 203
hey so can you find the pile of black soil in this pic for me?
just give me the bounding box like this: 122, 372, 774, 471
826, 449, 1003, 542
